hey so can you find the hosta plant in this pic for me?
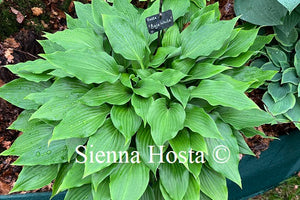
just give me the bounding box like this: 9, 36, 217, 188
245, 11, 300, 129
0, 0, 277, 200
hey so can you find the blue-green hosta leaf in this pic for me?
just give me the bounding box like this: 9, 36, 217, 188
285, 98, 300, 126
266, 47, 288, 67
11, 165, 59, 193
295, 40, 300, 76
274, 27, 298, 47
133, 78, 170, 98
110, 158, 150, 200
184, 104, 222, 139
59, 162, 91, 191
170, 84, 190, 108
277, 0, 300, 12
205, 118, 241, 186
222, 28, 259, 58
191, 80, 258, 110
81, 81, 132, 106
282, 68, 299, 85
84, 119, 129, 176
1, 122, 52, 156
185, 63, 230, 81
148, 69, 186, 87
263, 92, 296, 115
14, 139, 68, 165
162, 23, 181, 47
136, 126, 163, 173
147, 98, 186, 146
111, 105, 142, 142
234, 0, 287, 26
51, 104, 110, 141
131, 94, 153, 126
0, 79, 50, 109
159, 161, 189, 200
261, 62, 280, 71
268, 82, 291, 102
43, 49, 120, 84
199, 165, 228, 200
26, 77, 90, 105
182, 18, 238, 59
102, 14, 148, 67
64, 184, 93, 200
30, 97, 78, 121
233, 130, 255, 156
44, 28, 103, 51
163, 0, 190, 21
183, 175, 200, 200
217, 107, 275, 129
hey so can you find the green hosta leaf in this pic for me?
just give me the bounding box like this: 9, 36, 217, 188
170, 84, 190, 108
38, 39, 65, 53
26, 77, 90, 105
65, 184, 93, 200
133, 78, 170, 98
60, 162, 91, 190
172, 58, 195, 74
131, 94, 153, 126
240, 127, 270, 138
150, 47, 181, 68
184, 104, 222, 139
147, 98, 186, 146
92, 0, 113, 26
51, 163, 73, 198
149, 69, 186, 87
263, 92, 296, 115
162, 23, 181, 47
159, 161, 189, 200
182, 18, 238, 59
81, 81, 132, 106
268, 82, 291, 102
191, 80, 258, 110
92, 178, 111, 200
249, 35, 275, 51
185, 63, 230, 81
66, 138, 87, 162
48, 69, 73, 78
140, 186, 155, 200
92, 164, 117, 191
159, 181, 173, 200
0, 79, 50, 109
205, 118, 241, 186
14, 140, 68, 165
1, 122, 52, 156
277, 0, 300, 12
190, 131, 207, 153
8, 110, 33, 132
183, 175, 200, 200
222, 28, 259, 58
233, 130, 255, 156
136, 126, 162, 173
102, 14, 148, 67
11, 165, 59, 193
199, 165, 228, 200
43, 49, 120, 84
111, 105, 142, 142
44, 28, 103, 51
163, 0, 190, 21
234, 0, 287, 26
211, 74, 254, 92
51, 104, 110, 141
217, 107, 275, 129
282, 68, 299, 85
30, 97, 78, 121
113, 0, 139, 24
6, 59, 55, 74
84, 119, 129, 176
110, 158, 150, 200
219, 51, 256, 67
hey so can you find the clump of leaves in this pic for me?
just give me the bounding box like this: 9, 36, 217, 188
0, 0, 277, 200
247, 11, 300, 129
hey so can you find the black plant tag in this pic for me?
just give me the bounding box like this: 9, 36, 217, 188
145, 10, 174, 34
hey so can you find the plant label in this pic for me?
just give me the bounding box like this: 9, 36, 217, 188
145, 10, 174, 34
